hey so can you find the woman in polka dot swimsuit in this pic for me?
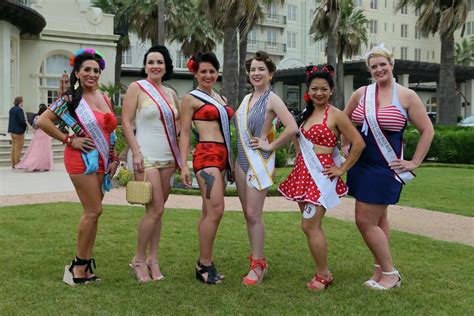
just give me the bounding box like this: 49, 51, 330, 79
279, 65, 365, 291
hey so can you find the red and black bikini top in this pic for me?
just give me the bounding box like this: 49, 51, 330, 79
192, 103, 234, 121
301, 105, 337, 148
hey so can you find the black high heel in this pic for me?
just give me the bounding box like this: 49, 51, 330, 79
86, 258, 101, 283
195, 261, 223, 284
63, 257, 93, 286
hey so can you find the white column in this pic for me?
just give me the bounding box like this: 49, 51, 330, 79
0, 22, 12, 133
397, 74, 410, 87
344, 75, 354, 107
300, 82, 306, 112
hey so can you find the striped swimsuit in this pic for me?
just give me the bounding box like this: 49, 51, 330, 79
235, 89, 273, 174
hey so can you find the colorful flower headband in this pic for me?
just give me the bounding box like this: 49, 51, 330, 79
69, 48, 106, 70
187, 56, 198, 73
306, 65, 334, 78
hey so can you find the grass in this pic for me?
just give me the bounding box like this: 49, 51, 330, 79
173, 165, 473, 217
1, 203, 473, 314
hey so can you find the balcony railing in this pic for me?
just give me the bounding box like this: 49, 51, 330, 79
247, 40, 286, 55
262, 14, 287, 27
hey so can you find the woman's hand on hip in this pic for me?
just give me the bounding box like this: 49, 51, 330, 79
72, 136, 95, 152
250, 137, 272, 152
389, 159, 418, 172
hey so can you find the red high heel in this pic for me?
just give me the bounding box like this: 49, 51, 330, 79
307, 273, 333, 291
242, 255, 267, 285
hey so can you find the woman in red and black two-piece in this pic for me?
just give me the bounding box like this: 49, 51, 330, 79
179, 52, 234, 284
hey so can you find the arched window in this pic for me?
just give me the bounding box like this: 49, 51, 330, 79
39, 54, 72, 105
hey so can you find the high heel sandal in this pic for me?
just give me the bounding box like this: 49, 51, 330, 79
129, 258, 152, 283
195, 261, 222, 284
146, 259, 165, 281
366, 269, 402, 290
63, 256, 99, 286
242, 255, 267, 286
307, 273, 333, 291
363, 264, 381, 287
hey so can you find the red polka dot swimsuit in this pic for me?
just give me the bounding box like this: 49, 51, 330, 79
279, 105, 348, 206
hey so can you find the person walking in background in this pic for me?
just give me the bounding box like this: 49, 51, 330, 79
279, 65, 365, 291
8, 96, 27, 167
122, 45, 181, 283
343, 44, 433, 290
15, 104, 54, 171
38, 48, 119, 286
179, 52, 234, 284
234, 51, 298, 285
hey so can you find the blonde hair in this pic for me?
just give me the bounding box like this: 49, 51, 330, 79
364, 43, 395, 68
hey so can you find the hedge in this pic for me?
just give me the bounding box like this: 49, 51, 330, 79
404, 125, 474, 164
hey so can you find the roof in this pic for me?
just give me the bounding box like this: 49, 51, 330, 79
0, 0, 46, 35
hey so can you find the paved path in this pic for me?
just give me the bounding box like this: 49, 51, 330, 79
1, 163, 473, 246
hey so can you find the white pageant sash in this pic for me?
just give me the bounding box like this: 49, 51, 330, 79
76, 98, 110, 170
298, 126, 341, 210
136, 79, 182, 170
189, 89, 233, 170
364, 83, 415, 184
236, 94, 275, 191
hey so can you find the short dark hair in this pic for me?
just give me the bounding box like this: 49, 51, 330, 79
38, 103, 47, 115
193, 52, 220, 71
14, 96, 23, 106
245, 51, 276, 74
141, 45, 173, 81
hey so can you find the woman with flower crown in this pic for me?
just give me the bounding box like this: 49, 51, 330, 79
279, 65, 364, 291
38, 48, 119, 286
121, 45, 181, 283
179, 52, 233, 284
343, 44, 433, 290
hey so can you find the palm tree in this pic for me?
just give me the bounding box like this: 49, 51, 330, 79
455, 38, 474, 66
310, 0, 367, 109
92, 0, 131, 106
205, 0, 284, 108
126, 0, 167, 45
310, 0, 342, 107
396, 0, 467, 125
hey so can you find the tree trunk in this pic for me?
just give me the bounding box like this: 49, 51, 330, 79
335, 50, 344, 110
114, 40, 123, 107
437, 32, 457, 125
326, 11, 340, 107
238, 30, 248, 104
157, 0, 166, 45
223, 21, 239, 109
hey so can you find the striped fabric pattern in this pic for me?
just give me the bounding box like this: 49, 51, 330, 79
235, 89, 273, 174
352, 103, 407, 132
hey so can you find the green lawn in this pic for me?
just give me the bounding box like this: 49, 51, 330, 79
1, 203, 473, 314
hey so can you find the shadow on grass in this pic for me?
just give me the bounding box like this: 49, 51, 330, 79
0, 202, 472, 314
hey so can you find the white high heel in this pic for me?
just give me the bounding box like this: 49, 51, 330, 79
363, 264, 381, 287
366, 269, 402, 290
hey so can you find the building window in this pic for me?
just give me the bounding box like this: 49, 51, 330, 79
415, 7, 421, 16
384, 0, 387, 8
401, 24, 408, 37
175, 50, 188, 69
267, 3, 277, 20
432, 51, 435, 60
415, 30, 421, 39
267, 30, 277, 46
467, 22, 473, 36
400, 47, 408, 60
415, 48, 421, 61
370, 0, 377, 10
248, 29, 257, 45
121, 47, 132, 66
287, 31, 297, 49
400, 5, 407, 14
468, 0, 474, 11
427, 50, 430, 60
287, 4, 297, 22
392, 23, 395, 33
354, 0, 362, 6
39, 54, 72, 105
368, 20, 378, 34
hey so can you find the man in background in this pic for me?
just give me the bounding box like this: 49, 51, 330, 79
8, 96, 27, 167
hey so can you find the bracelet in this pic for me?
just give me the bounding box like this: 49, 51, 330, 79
64, 134, 75, 147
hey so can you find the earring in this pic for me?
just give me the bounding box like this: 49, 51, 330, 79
74, 80, 80, 90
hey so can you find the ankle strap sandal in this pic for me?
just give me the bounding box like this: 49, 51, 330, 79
242, 255, 268, 285
63, 257, 91, 286
195, 261, 222, 284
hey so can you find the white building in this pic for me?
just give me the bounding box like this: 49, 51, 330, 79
0, 0, 118, 133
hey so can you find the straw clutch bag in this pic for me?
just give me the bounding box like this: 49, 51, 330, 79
126, 173, 152, 205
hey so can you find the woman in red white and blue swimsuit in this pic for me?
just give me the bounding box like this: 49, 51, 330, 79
343, 46, 433, 290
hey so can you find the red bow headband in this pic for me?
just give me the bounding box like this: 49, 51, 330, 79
306, 65, 334, 78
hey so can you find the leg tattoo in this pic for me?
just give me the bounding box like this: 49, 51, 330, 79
199, 170, 215, 199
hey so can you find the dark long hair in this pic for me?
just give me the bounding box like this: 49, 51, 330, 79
141, 45, 173, 80
297, 64, 335, 126
65, 52, 103, 113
